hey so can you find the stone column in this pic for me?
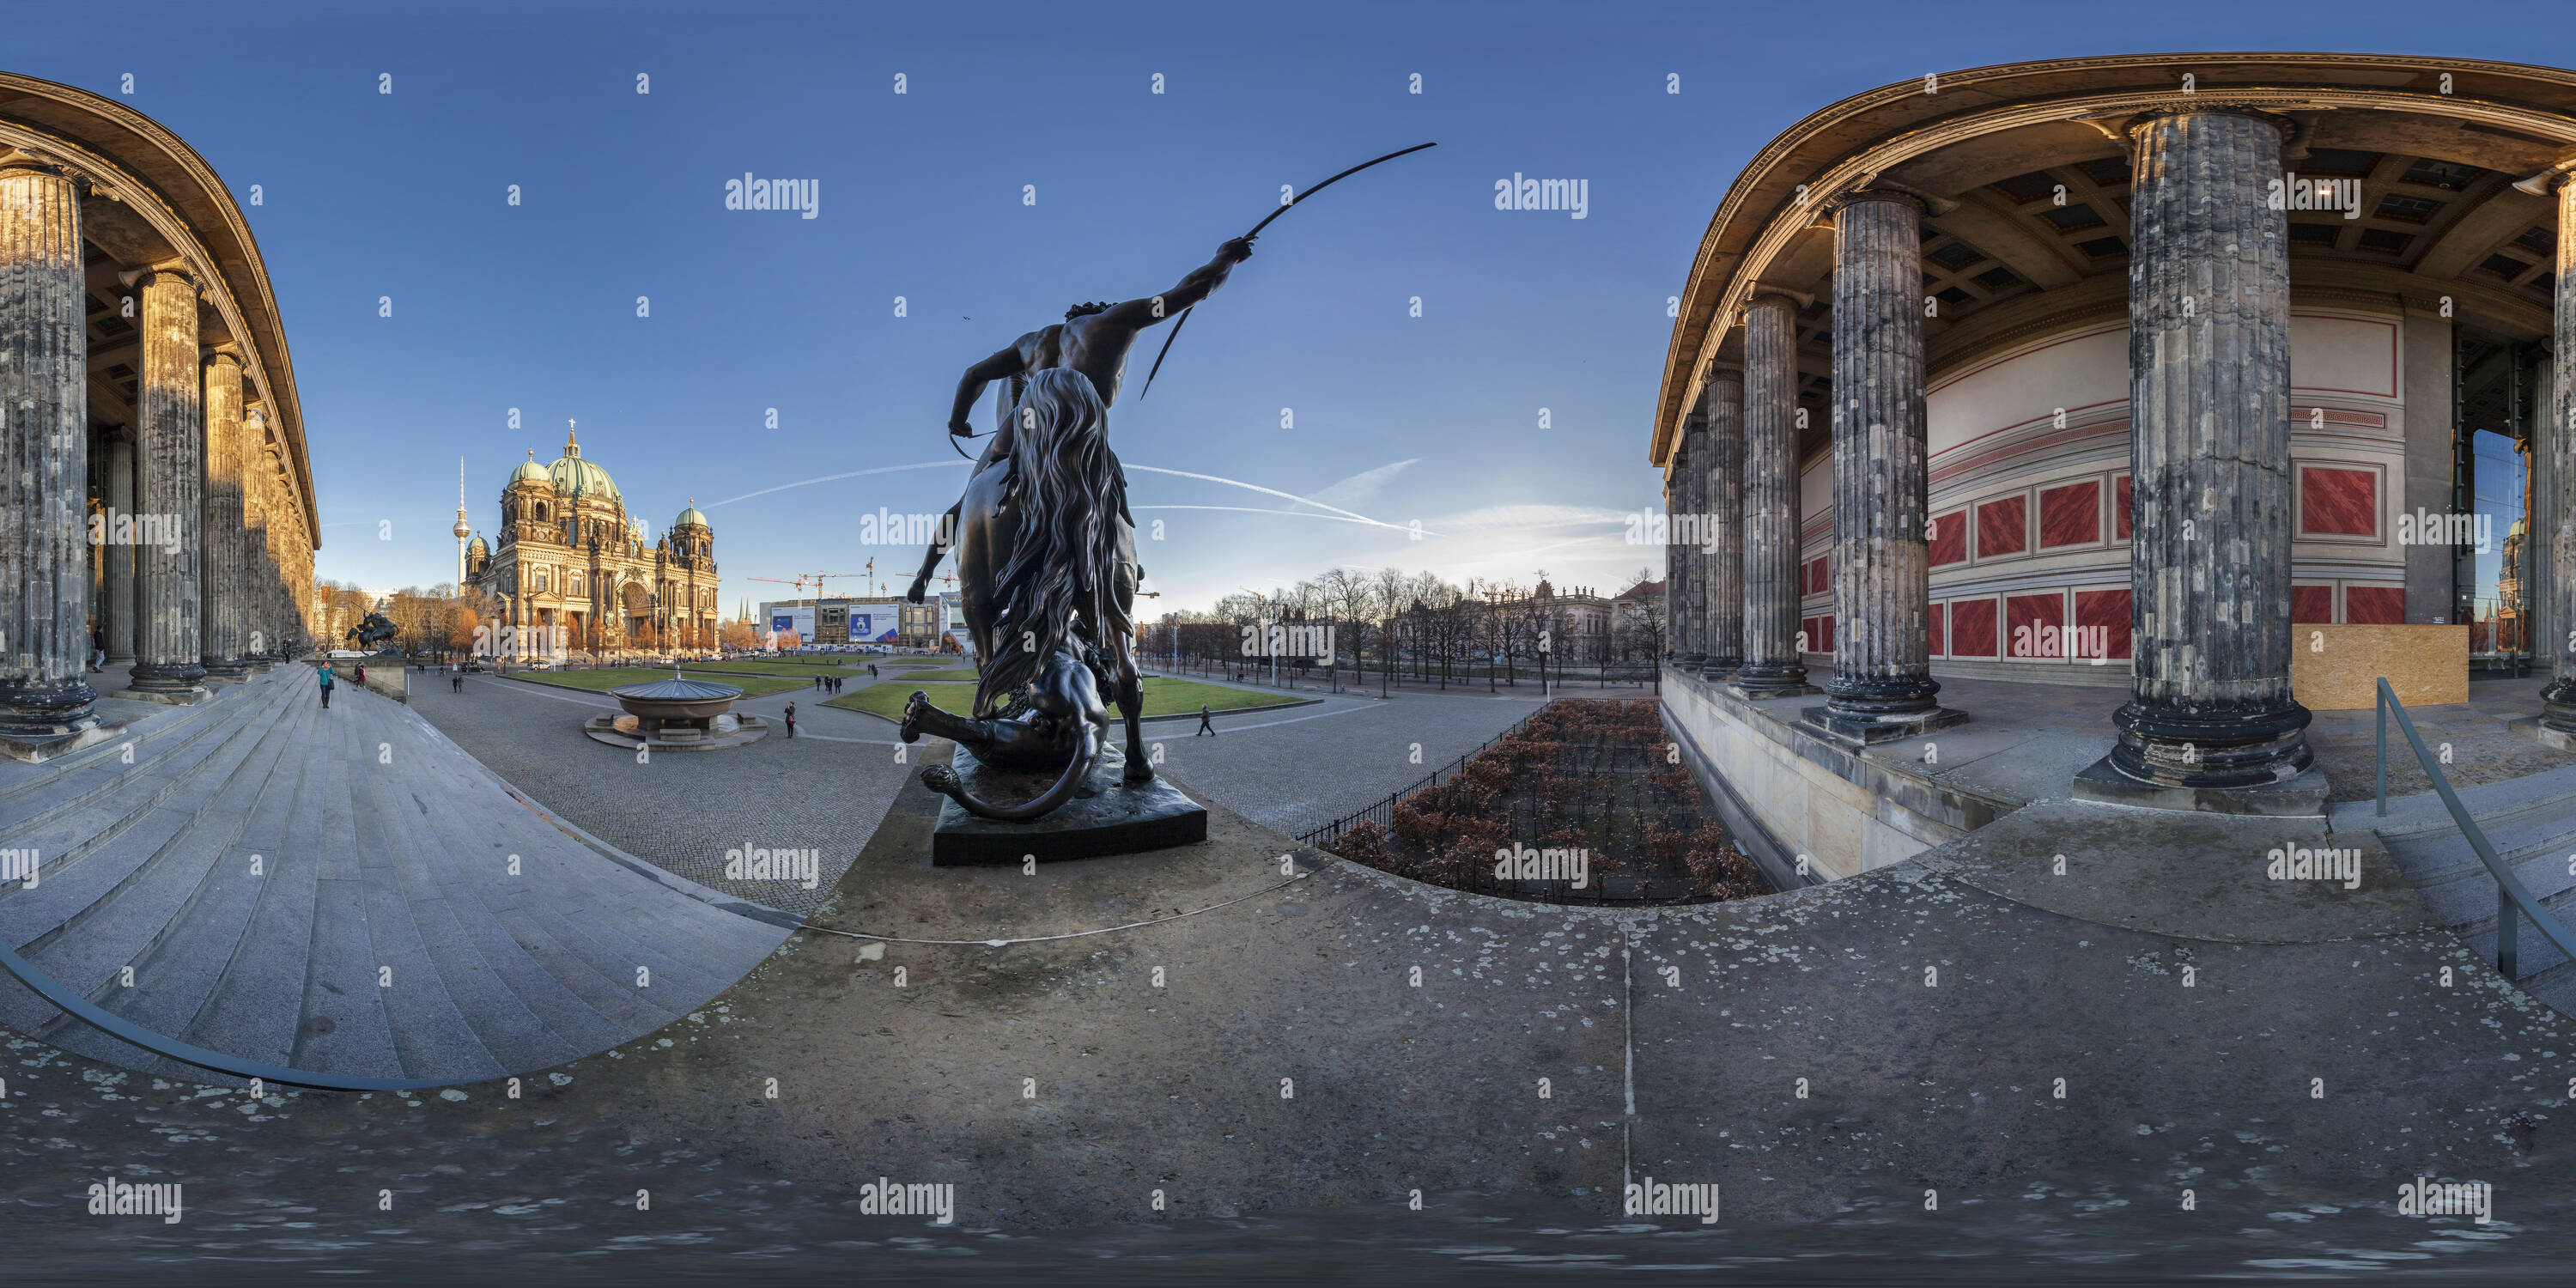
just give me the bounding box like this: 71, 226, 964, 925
240, 416, 270, 665
1677, 415, 1707, 668
0, 161, 115, 758
104, 434, 136, 663
126, 266, 209, 703
200, 353, 250, 679
1730, 290, 1818, 698
1699, 368, 1746, 677
2082, 108, 2314, 803
2538, 174, 2576, 738
1669, 469, 1690, 659
1812, 191, 1963, 744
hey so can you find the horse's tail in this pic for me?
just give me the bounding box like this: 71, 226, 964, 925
920, 724, 1097, 823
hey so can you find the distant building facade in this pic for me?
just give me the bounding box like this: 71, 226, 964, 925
465, 424, 720, 657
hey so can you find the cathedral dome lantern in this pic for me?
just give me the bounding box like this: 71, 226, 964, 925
545, 420, 622, 505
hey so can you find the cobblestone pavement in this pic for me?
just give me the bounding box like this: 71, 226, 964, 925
409, 669, 914, 920
410, 664, 1558, 902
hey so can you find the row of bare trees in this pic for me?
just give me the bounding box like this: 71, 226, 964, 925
1154, 567, 1667, 693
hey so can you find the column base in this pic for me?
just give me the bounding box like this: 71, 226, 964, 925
2070, 756, 2328, 817
1697, 656, 1740, 682
125, 663, 211, 706
0, 714, 126, 764
1799, 704, 1968, 747
1678, 653, 1707, 671
1727, 662, 1817, 701
204, 659, 255, 683
2509, 715, 2576, 752
2537, 682, 2576, 737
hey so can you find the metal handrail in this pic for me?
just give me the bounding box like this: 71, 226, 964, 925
2375, 677, 2576, 979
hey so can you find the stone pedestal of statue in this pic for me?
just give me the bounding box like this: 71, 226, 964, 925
929, 742, 1208, 866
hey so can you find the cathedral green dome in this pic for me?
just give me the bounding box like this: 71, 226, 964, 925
509, 458, 550, 486
548, 453, 619, 502
674, 503, 708, 529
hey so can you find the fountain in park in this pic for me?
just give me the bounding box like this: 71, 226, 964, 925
582, 666, 769, 750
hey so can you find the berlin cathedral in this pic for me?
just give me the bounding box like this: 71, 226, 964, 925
463, 422, 720, 658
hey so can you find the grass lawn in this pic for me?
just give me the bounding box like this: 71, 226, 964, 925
504, 667, 811, 699
688, 659, 865, 677
824, 674, 1307, 721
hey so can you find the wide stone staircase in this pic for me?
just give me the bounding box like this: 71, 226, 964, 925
2339, 762, 2576, 1016
0, 665, 790, 1084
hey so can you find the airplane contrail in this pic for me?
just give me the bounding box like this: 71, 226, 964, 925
707, 460, 964, 508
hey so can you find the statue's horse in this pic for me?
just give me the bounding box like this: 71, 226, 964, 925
346, 612, 398, 650
902, 368, 1149, 820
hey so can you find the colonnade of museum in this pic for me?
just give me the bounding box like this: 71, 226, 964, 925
1662, 105, 2567, 793
0, 159, 315, 760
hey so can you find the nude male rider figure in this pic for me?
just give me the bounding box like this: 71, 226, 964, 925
905, 235, 1255, 603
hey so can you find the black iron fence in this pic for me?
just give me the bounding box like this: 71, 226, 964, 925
1295, 705, 1552, 849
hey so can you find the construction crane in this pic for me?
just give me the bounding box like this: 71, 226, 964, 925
746, 572, 869, 605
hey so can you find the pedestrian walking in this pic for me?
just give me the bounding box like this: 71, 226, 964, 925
354, 663, 366, 685
452, 674, 463, 694
784, 701, 797, 738
869, 664, 878, 679
89, 623, 105, 673
1195, 704, 1214, 736
318, 661, 336, 709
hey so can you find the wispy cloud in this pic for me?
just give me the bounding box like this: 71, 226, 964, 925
1428, 503, 1631, 532
1302, 459, 1418, 512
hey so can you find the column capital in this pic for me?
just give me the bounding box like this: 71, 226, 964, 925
204, 346, 244, 373
0, 150, 78, 181
1702, 362, 1744, 386
1820, 183, 1953, 218
121, 259, 197, 294
1741, 284, 1811, 317
2124, 103, 2293, 139
2510, 157, 2576, 197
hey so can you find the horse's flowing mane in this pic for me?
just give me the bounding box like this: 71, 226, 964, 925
975, 368, 1130, 716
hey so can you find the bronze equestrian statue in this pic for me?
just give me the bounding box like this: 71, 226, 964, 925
904, 235, 1253, 606
345, 612, 398, 651
899, 368, 1147, 819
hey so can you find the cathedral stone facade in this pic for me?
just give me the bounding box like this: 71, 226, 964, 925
465, 424, 720, 658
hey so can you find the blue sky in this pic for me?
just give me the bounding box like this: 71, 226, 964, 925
16, 0, 2573, 610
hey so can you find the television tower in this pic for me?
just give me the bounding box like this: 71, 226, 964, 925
453, 457, 472, 590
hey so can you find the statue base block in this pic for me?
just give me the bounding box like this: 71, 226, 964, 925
931, 743, 1207, 866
